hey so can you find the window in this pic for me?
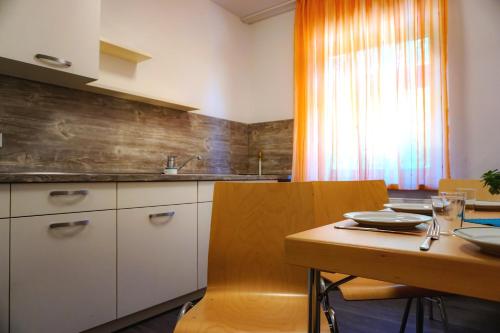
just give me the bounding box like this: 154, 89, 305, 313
293, 0, 449, 189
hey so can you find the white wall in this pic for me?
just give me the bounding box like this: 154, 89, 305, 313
248, 10, 295, 123
100, 0, 253, 122
100, 0, 296, 124
448, 0, 500, 178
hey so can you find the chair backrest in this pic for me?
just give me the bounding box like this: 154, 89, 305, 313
207, 182, 316, 295
313, 180, 389, 226
206, 180, 389, 295
438, 179, 500, 202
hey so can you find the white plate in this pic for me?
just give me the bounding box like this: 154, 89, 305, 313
475, 201, 500, 211
454, 227, 500, 256
343, 211, 431, 228
384, 203, 432, 215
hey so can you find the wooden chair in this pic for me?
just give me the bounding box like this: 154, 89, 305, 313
312, 180, 447, 332
439, 179, 500, 201
174, 182, 331, 332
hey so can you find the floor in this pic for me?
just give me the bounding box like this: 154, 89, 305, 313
118, 292, 500, 333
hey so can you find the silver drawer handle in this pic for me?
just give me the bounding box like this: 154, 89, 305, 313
49, 220, 90, 229
35, 54, 72, 68
49, 189, 89, 197
149, 211, 175, 219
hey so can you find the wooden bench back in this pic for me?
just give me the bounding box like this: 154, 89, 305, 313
207, 182, 315, 294
206, 180, 389, 294
439, 179, 500, 201
313, 180, 388, 226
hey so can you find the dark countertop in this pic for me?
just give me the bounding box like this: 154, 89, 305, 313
0, 172, 291, 183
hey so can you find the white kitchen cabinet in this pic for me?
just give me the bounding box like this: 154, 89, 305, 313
197, 202, 213, 289
11, 182, 116, 217
0, 219, 8, 333
117, 204, 197, 317
198, 181, 216, 202
0, 0, 100, 86
10, 210, 116, 333
0, 185, 9, 218
198, 180, 277, 203
117, 181, 197, 209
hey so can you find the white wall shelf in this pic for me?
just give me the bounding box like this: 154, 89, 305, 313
84, 81, 199, 112
100, 38, 152, 63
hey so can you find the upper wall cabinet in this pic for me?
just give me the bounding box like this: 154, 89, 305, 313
0, 0, 100, 87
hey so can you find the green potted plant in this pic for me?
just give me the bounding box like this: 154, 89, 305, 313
481, 169, 500, 195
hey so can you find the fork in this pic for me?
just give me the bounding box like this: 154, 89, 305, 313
420, 220, 440, 251
431, 217, 441, 240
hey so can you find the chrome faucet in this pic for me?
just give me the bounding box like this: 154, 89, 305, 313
177, 155, 203, 172
258, 151, 263, 176
166, 155, 177, 169
164, 155, 202, 174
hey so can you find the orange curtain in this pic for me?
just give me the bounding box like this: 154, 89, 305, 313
293, 0, 449, 189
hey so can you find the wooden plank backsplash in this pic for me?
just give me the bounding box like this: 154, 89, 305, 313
248, 120, 293, 175
0, 75, 293, 175
0, 75, 249, 174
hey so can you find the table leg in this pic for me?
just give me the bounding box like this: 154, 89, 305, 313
308, 268, 321, 333
416, 297, 424, 333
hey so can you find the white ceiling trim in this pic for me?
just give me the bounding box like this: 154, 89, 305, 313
241, 0, 296, 24
212, 0, 296, 24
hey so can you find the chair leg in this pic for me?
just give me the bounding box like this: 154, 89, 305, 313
399, 298, 413, 333
428, 299, 434, 320
320, 275, 357, 333
321, 282, 339, 333
176, 301, 194, 322
437, 297, 449, 332
416, 297, 424, 333
323, 306, 340, 333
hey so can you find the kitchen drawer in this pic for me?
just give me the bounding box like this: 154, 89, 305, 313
117, 181, 197, 209
197, 202, 212, 289
198, 181, 216, 202
117, 203, 197, 317
0, 219, 8, 333
0, 184, 9, 218
11, 182, 116, 217
197, 180, 277, 203
10, 210, 116, 333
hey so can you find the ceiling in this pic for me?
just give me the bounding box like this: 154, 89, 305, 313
211, 0, 295, 24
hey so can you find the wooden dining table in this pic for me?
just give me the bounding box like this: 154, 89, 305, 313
284, 211, 500, 333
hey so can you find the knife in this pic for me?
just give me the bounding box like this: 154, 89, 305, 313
334, 225, 422, 235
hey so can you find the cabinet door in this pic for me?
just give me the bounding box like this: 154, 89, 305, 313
0, 0, 100, 84
197, 202, 213, 289
198, 181, 216, 202
0, 185, 9, 219
117, 204, 197, 317
0, 219, 8, 333
10, 210, 116, 333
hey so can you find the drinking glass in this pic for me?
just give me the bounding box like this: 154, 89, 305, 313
432, 193, 466, 234
456, 187, 477, 218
